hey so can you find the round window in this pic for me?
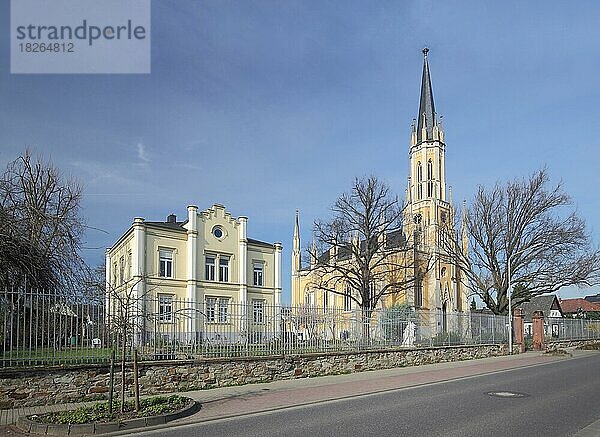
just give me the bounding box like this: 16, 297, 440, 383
212, 227, 223, 238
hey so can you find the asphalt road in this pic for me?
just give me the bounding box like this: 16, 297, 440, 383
134, 354, 600, 437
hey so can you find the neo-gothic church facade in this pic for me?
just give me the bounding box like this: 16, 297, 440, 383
292, 49, 469, 318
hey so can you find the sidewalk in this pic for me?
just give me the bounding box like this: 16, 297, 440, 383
1, 349, 591, 431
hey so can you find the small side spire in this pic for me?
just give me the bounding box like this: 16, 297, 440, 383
410, 118, 417, 147
310, 235, 317, 269
448, 185, 454, 223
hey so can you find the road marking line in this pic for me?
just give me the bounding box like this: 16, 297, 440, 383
573, 417, 600, 437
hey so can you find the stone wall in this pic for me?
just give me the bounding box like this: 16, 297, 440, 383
545, 339, 599, 351
0, 344, 506, 409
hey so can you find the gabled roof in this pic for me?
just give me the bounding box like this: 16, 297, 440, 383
145, 221, 187, 232
313, 230, 408, 267
247, 238, 276, 249
584, 293, 600, 303
519, 295, 563, 322
385, 229, 407, 249
559, 298, 600, 314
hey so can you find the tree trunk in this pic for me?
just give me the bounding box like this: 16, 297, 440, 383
120, 333, 126, 413
108, 348, 115, 416
133, 349, 140, 412
361, 307, 372, 345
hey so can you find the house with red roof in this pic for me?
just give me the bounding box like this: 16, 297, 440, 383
559, 298, 600, 320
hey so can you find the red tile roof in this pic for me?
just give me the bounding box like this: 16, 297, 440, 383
559, 298, 600, 314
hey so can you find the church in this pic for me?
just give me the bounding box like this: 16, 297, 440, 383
291, 49, 469, 325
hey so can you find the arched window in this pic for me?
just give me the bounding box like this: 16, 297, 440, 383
427, 159, 433, 197
368, 281, 377, 308
417, 162, 423, 200
414, 274, 423, 308
343, 285, 352, 311
304, 289, 312, 306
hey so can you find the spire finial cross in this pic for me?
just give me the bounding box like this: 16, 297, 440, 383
422, 47, 429, 57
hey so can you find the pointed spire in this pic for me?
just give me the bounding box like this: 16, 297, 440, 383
461, 200, 469, 255
417, 47, 436, 143
310, 235, 317, 268
292, 210, 301, 274
293, 210, 299, 242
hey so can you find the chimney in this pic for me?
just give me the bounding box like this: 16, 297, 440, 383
167, 214, 176, 223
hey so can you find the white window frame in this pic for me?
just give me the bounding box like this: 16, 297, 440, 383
158, 294, 174, 322
205, 298, 216, 323
253, 262, 264, 286
252, 299, 265, 324
219, 256, 229, 282
205, 255, 216, 281
159, 248, 174, 278
206, 297, 230, 323
218, 298, 229, 323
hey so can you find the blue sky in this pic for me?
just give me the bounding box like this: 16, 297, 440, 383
1, 1, 599, 303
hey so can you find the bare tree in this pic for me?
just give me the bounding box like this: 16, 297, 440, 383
308, 176, 430, 327
441, 169, 600, 315
105, 276, 151, 413
0, 150, 86, 293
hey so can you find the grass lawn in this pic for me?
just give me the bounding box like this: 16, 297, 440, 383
2, 347, 113, 366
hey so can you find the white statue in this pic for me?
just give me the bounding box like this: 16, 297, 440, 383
401, 320, 416, 347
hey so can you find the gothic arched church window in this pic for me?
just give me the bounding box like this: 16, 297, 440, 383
417, 162, 423, 200
427, 159, 433, 197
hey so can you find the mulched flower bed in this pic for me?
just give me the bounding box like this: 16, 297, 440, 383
30, 395, 193, 424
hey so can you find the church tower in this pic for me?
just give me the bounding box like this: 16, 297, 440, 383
290, 49, 468, 317
407, 48, 463, 314
409, 48, 447, 210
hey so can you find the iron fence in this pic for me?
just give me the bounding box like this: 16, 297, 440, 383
545, 317, 600, 341
8, 289, 599, 367
1, 289, 109, 367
